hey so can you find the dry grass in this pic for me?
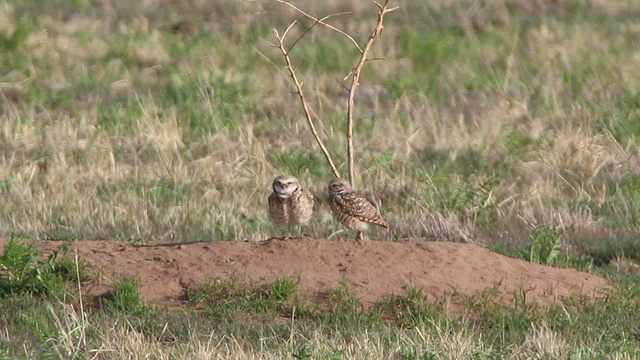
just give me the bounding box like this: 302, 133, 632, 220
1, 0, 639, 247
38, 300, 637, 359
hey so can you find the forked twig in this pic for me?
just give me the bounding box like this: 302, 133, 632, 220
272, 0, 397, 186
286, 12, 351, 55
346, 0, 396, 188
272, 27, 341, 179
275, 0, 363, 53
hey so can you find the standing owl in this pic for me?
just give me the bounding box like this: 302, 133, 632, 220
327, 178, 389, 240
268, 175, 314, 238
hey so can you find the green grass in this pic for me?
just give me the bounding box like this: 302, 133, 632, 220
0, 235, 83, 299
1, 0, 640, 357
101, 278, 150, 317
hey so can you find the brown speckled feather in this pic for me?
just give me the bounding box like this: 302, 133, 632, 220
327, 178, 389, 232
268, 191, 290, 226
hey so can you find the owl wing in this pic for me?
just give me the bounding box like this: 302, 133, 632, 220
360, 190, 381, 213
340, 192, 389, 229
300, 188, 314, 205
288, 188, 314, 225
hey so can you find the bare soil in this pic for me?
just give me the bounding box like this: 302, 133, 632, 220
3, 238, 609, 315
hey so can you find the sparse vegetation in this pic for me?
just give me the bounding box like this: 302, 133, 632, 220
523, 225, 564, 265
2, 268, 640, 358
0, 235, 81, 298
1, 0, 640, 358
101, 278, 150, 317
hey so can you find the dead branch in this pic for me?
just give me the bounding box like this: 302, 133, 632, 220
272, 0, 397, 187
346, 0, 396, 188
275, 0, 362, 53
272, 27, 341, 179
286, 12, 351, 55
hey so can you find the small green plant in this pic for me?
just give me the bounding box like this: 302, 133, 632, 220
102, 278, 149, 316
0, 236, 75, 298
379, 285, 440, 327
268, 276, 299, 303
0, 237, 42, 296
267, 276, 317, 318
522, 225, 565, 266
292, 344, 312, 360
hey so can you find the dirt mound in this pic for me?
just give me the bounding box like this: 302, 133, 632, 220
6, 238, 608, 314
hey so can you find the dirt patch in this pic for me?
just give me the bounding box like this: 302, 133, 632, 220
2, 238, 608, 314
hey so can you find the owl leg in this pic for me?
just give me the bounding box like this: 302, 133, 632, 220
355, 231, 365, 241
293, 225, 311, 238
300, 226, 311, 238
294, 225, 303, 238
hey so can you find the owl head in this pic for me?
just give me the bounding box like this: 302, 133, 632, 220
272, 175, 301, 199
327, 178, 351, 196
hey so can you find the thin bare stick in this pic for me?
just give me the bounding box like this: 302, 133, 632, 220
287, 12, 350, 54
272, 28, 341, 179
346, 0, 396, 188
275, 0, 363, 53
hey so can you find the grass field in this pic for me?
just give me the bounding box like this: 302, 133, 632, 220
2, 0, 640, 358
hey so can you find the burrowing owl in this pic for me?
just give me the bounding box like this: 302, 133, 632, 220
327, 178, 389, 240
268, 175, 314, 238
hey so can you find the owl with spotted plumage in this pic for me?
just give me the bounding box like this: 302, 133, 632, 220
327, 178, 389, 240
268, 175, 314, 238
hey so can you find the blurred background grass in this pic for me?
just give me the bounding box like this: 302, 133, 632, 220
0, 0, 639, 254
